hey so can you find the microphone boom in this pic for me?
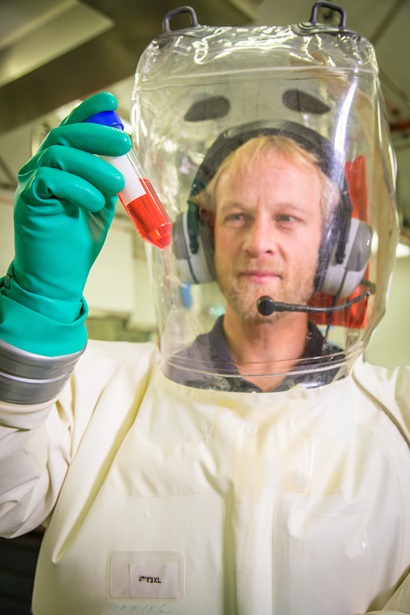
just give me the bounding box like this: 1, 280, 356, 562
257, 281, 375, 316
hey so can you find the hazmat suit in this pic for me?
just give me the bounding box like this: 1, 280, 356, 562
0, 3, 410, 615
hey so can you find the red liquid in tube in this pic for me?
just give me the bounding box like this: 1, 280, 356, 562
106, 149, 172, 251
121, 178, 172, 250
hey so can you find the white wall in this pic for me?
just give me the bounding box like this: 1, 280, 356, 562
0, 191, 14, 272
365, 253, 410, 368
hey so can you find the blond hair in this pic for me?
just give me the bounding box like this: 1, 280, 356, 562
193, 135, 340, 227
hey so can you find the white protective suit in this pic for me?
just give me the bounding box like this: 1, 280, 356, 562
1, 5, 409, 615
1, 339, 409, 615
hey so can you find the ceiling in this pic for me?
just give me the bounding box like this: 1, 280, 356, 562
1, 0, 410, 241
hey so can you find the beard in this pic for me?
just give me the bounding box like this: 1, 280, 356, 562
215, 257, 318, 325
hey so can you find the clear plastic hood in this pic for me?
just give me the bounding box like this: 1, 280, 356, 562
131, 3, 399, 392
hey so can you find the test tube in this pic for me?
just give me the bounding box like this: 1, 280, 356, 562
86, 110, 172, 250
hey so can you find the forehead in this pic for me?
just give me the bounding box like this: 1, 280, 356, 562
215, 147, 323, 202
216, 135, 321, 177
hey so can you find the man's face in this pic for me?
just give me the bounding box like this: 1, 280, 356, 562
213, 148, 324, 324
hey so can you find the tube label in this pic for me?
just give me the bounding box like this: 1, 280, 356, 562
104, 154, 146, 205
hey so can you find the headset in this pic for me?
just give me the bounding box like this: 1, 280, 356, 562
172, 120, 373, 306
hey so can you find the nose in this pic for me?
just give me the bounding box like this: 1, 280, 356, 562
243, 215, 276, 256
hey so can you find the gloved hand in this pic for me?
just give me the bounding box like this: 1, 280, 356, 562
0, 92, 132, 355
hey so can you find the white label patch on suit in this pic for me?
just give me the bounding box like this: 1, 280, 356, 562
129, 560, 178, 598
108, 551, 184, 601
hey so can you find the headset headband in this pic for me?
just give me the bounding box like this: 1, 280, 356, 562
190, 120, 349, 199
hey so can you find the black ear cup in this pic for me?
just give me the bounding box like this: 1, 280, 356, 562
172, 201, 215, 284
173, 120, 370, 296
314, 179, 352, 293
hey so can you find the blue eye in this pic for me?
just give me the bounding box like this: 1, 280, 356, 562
225, 212, 247, 223
277, 212, 302, 226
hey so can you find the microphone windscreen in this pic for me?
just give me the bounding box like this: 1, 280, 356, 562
257, 296, 276, 316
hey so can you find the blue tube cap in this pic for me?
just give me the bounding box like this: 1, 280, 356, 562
85, 110, 124, 130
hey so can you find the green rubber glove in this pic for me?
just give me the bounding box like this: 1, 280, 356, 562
0, 92, 132, 355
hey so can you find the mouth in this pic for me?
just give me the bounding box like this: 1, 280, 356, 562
239, 270, 283, 284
